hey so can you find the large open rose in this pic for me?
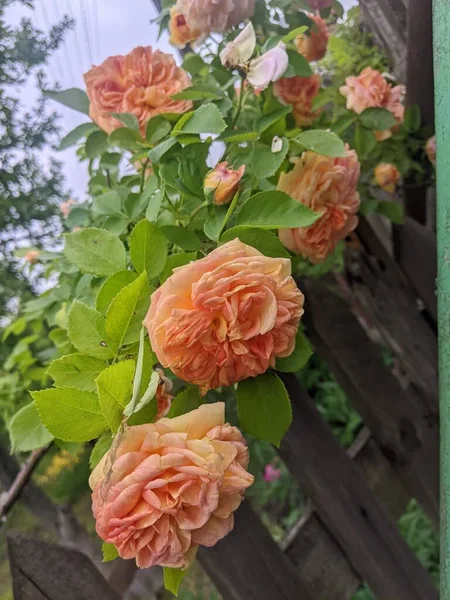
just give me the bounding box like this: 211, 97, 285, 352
145, 239, 304, 394
273, 74, 322, 126
278, 149, 361, 263
90, 403, 254, 569
84, 46, 192, 135
175, 0, 255, 34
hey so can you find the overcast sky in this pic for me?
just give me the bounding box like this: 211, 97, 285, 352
6, 0, 357, 198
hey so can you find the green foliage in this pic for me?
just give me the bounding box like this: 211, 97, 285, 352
130, 220, 168, 278
168, 387, 202, 418
236, 191, 319, 229
96, 361, 135, 432
164, 567, 187, 596
65, 228, 127, 277
47, 354, 105, 391
276, 331, 313, 373
8, 402, 53, 453
102, 542, 119, 563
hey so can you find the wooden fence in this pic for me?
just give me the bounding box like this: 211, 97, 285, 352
3, 1, 440, 599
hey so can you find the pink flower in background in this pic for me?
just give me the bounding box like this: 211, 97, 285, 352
426, 135, 436, 166
264, 464, 281, 483
204, 162, 246, 205
60, 198, 77, 218
90, 403, 254, 569
175, 0, 255, 34
374, 163, 401, 193
273, 74, 322, 126
295, 14, 329, 62
145, 239, 304, 394
278, 148, 361, 263
84, 46, 192, 135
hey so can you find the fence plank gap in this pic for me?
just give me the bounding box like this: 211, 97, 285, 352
278, 373, 438, 600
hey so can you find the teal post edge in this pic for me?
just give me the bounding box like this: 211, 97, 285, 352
434, 0, 450, 596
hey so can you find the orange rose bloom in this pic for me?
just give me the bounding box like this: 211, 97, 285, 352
204, 162, 246, 205
144, 239, 304, 394
175, 0, 255, 33
426, 135, 436, 166
374, 163, 401, 193
169, 7, 201, 49
340, 67, 405, 141
90, 403, 254, 569
273, 74, 322, 126
84, 46, 192, 135
295, 14, 329, 62
278, 149, 361, 263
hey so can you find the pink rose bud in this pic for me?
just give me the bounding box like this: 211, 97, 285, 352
247, 43, 289, 91
308, 0, 334, 9
374, 163, 401, 193
24, 250, 40, 264
426, 135, 436, 166
90, 403, 254, 569
204, 162, 246, 205
220, 22, 256, 69
264, 464, 281, 482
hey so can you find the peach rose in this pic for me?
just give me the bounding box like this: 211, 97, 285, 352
175, 0, 255, 34
278, 148, 361, 263
24, 250, 40, 264
273, 74, 322, 126
374, 163, 400, 193
340, 67, 405, 141
204, 162, 246, 205
295, 15, 329, 62
84, 46, 192, 135
144, 239, 304, 394
90, 403, 253, 569
169, 7, 201, 49
426, 135, 436, 166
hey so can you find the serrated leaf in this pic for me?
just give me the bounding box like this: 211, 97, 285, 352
65, 228, 126, 277
204, 206, 228, 242
164, 567, 187, 596
109, 127, 142, 150
248, 139, 289, 179
276, 330, 312, 372
47, 354, 105, 391
92, 191, 123, 216
148, 137, 178, 163
237, 372, 292, 446
236, 191, 319, 229
168, 387, 201, 418
294, 130, 346, 157
96, 361, 135, 432
90, 432, 113, 469
160, 252, 197, 284
359, 107, 397, 131
102, 542, 119, 562
255, 107, 292, 134
220, 227, 290, 258
172, 83, 223, 101
105, 272, 150, 349
354, 125, 376, 159
58, 123, 98, 151
8, 403, 54, 453
32, 388, 108, 442
146, 115, 172, 144
85, 130, 108, 158
130, 220, 168, 278
43, 88, 90, 115
331, 114, 356, 135
68, 301, 116, 359
161, 226, 201, 251
96, 271, 138, 313
182, 103, 226, 135
217, 130, 259, 143
111, 112, 140, 131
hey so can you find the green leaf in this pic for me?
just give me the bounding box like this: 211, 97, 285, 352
90, 432, 113, 469
43, 88, 90, 115
217, 130, 259, 143
168, 387, 201, 418
376, 200, 404, 224
255, 107, 291, 135
236, 191, 319, 229
285, 50, 312, 77
58, 123, 98, 151
130, 220, 168, 278
403, 105, 422, 133
68, 301, 116, 359
276, 330, 312, 372
172, 83, 223, 101
182, 53, 207, 75
124, 370, 159, 418
237, 372, 292, 446
65, 228, 126, 277
182, 104, 226, 135
146, 116, 172, 144
32, 388, 108, 442
204, 205, 228, 242
248, 139, 289, 179
111, 112, 140, 131
161, 226, 201, 251
354, 125, 376, 159
8, 403, 54, 453
164, 567, 187, 596
220, 227, 290, 258
85, 130, 108, 158
160, 252, 197, 284
92, 191, 123, 216
96, 361, 135, 432
294, 130, 346, 157
109, 128, 142, 150
102, 542, 119, 563
96, 271, 138, 313
105, 272, 151, 349
359, 107, 397, 131
331, 114, 356, 135
148, 137, 178, 163
282, 25, 308, 43
47, 354, 105, 392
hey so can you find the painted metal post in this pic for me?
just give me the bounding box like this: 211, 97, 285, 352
434, 0, 450, 596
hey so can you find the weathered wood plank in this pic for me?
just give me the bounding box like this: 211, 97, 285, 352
199, 500, 313, 600
302, 276, 439, 525
8, 531, 119, 600
278, 374, 438, 600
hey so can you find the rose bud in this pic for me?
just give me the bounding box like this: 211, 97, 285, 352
204, 162, 246, 205
374, 163, 401, 193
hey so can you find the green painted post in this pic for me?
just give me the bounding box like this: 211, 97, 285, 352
434, 0, 450, 595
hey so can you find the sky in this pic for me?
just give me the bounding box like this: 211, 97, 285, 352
6, 0, 357, 199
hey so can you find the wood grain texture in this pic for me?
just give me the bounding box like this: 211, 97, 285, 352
302, 276, 439, 525
8, 531, 119, 600
278, 374, 438, 600
199, 500, 313, 600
